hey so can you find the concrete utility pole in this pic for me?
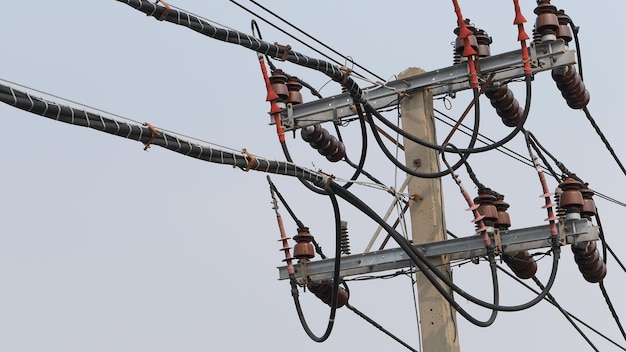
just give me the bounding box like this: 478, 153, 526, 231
399, 67, 460, 352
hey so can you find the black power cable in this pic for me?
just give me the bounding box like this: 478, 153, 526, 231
367, 75, 532, 155
0, 82, 332, 186
241, 0, 386, 83
288, 185, 342, 342
364, 89, 480, 179
595, 210, 626, 342
330, 180, 562, 313
329, 182, 501, 327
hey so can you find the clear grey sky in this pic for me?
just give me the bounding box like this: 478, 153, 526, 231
1, 1, 625, 351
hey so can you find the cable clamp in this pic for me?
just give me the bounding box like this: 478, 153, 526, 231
274, 42, 291, 61
242, 148, 257, 172
409, 194, 422, 202
397, 90, 410, 100
154, 0, 171, 21
143, 122, 161, 151
318, 170, 335, 190
339, 66, 353, 85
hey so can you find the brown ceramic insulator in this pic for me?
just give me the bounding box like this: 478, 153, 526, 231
504, 250, 538, 279
286, 76, 303, 105
474, 28, 492, 58
558, 177, 584, 215
309, 129, 331, 149
556, 10, 573, 43
269, 69, 289, 101
293, 227, 315, 260
454, 19, 479, 57
580, 184, 597, 219
301, 124, 323, 143
454, 35, 478, 56
474, 191, 498, 227
300, 124, 346, 162
319, 135, 340, 157
551, 65, 590, 109
572, 241, 607, 283
494, 195, 512, 230
325, 139, 346, 162
534, 0, 559, 38
484, 84, 524, 127
307, 282, 349, 308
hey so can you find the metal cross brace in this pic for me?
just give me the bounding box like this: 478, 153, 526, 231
277, 39, 575, 131
277, 218, 598, 281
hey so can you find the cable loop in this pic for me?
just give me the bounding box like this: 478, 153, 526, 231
143, 122, 161, 151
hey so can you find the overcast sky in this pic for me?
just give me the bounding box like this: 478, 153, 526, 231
1, 1, 625, 351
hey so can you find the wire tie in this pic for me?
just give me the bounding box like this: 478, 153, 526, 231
242, 148, 256, 172
317, 169, 335, 190
143, 122, 161, 151
155, 0, 171, 21
339, 66, 353, 85
274, 42, 291, 61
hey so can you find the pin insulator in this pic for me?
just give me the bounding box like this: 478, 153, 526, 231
453, 19, 479, 62
493, 193, 539, 279
269, 69, 289, 101
286, 76, 303, 105
301, 124, 346, 162
474, 190, 498, 228
293, 227, 315, 260
551, 65, 590, 109
556, 10, 573, 44
307, 282, 349, 308
534, 0, 559, 42
572, 241, 607, 283
474, 28, 493, 58
504, 250, 538, 279
484, 83, 524, 127
558, 177, 584, 219
494, 195, 512, 230
580, 184, 597, 219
